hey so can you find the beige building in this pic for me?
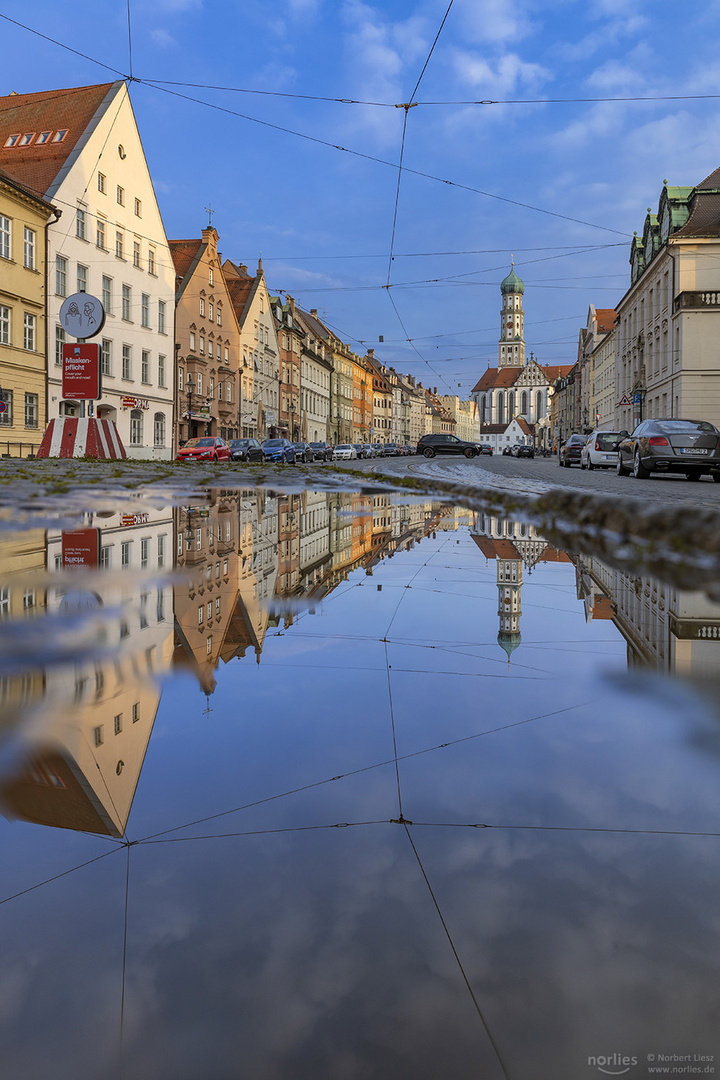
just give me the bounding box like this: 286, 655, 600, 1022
440, 395, 480, 443
224, 259, 280, 439
0, 169, 57, 454
616, 167, 720, 430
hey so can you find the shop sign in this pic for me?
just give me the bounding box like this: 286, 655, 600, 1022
61, 528, 100, 568
122, 397, 150, 410
121, 513, 150, 527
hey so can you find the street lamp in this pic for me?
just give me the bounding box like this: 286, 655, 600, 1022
583, 406, 589, 431
289, 400, 296, 441
186, 376, 196, 440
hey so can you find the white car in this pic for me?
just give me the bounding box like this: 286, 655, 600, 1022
334, 444, 357, 460
580, 430, 625, 470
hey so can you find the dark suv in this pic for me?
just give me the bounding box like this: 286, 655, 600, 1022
417, 434, 479, 459
559, 434, 587, 467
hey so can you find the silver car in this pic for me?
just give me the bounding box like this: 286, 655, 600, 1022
580, 430, 625, 470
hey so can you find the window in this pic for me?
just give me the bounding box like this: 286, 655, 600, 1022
189, 332, 196, 352
134, 198, 142, 217
0, 216, 10, 260
158, 300, 166, 334
96, 218, 105, 249
116, 231, 124, 259
141, 538, 149, 567
121, 541, 131, 568
196, 373, 202, 395
98, 172, 106, 193
133, 240, 141, 268
0, 306, 9, 345
101, 338, 111, 375
199, 298, 205, 317
154, 412, 165, 447
102, 275, 112, 314
141, 293, 150, 327
209, 267, 214, 286
35, 131, 51, 145
141, 350, 150, 383
117, 185, 124, 205
3, 135, 20, 148
198, 606, 203, 625
25, 393, 38, 428
209, 378, 214, 399
77, 264, 87, 293
157, 535, 166, 567
132, 703, 140, 723
209, 303, 213, 322
199, 334, 205, 355
53, 129, 68, 142
224, 346, 229, 363
23, 313, 35, 351
0, 585, 9, 617
178, 368, 184, 391
226, 382, 232, 402
76, 207, 86, 240
148, 248, 156, 275
217, 309, 222, 326
208, 341, 213, 360
130, 409, 143, 445
23, 227, 35, 269
55, 324, 65, 365
94, 726, 104, 747
100, 545, 111, 569
56, 255, 67, 296
114, 714, 122, 735
122, 344, 131, 379
122, 284, 131, 321
158, 354, 166, 388
0, 389, 12, 426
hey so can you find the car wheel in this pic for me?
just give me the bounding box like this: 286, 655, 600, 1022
463, 447, 475, 458
633, 449, 650, 479
423, 447, 435, 458
587, 460, 594, 471
617, 456, 628, 476
712, 472, 720, 483
580, 460, 586, 470
212, 453, 218, 462
685, 472, 701, 482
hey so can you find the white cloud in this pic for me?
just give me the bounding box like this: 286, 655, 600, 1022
452, 0, 535, 45
149, 28, 177, 48
451, 48, 550, 97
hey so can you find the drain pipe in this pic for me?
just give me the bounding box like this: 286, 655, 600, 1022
44, 205, 63, 429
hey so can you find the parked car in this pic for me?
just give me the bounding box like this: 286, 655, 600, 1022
292, 442, 315, 463
580, 430, 624, 470
228, 437, 263, 462
362, 444, 375, 458
417, 434, 479, 458
383, 443, 400, 456
334, 444, 358, 460
514, 445, 535, 459
478, 444, 493, 455
261, 438, 296, 464
353, 443, 370, 459
372, 443, 384, 457
616, 419, 720, 480
502, 445, 514, 456
177, 437, 231, 462
309, 441, 334, 461
558, 434, 588, 467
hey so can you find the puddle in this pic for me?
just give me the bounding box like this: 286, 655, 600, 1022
1, 481, 719, 1079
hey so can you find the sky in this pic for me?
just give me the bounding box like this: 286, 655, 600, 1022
3, 0, 720, 395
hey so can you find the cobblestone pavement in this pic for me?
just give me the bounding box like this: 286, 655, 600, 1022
358, 452, 720, 505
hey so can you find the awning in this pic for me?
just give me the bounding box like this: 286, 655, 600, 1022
186, 411, 215, 421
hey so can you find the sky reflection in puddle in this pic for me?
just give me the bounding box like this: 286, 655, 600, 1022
0, 487, 719, 1080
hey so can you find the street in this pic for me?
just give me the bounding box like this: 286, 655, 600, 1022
350, 451, 720, 507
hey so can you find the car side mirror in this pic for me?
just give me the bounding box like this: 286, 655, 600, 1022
619, 431, 629, 439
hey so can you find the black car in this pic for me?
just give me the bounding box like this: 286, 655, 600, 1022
616, 419, 720, 480
228, 437, 263, 462
309, 441, 333, 461
514, 445, 535, 459
479, 444, 493, 455
292, 442, 315, 463
559, 434, 587, 467
416, 434, 479, 458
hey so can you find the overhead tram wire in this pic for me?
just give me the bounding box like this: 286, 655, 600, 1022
0, 11, 629, 239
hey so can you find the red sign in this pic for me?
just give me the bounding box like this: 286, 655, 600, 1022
62, 343, 101, 400
122, 396, 150, 410
121, 513, 149, 527
61, 529, 100, 568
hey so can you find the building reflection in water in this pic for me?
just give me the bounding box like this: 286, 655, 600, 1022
0, 490, 454, 839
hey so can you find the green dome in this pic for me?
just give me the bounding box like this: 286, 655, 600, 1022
500, 267, 525, 295
498, 631, 521, 658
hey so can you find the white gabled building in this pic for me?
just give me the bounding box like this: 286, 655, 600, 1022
0, 81, 176, 458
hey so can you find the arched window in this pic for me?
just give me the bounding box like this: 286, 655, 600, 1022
521, 391, 528, 415
130, 410, 143, 446
497, 395, 504, 424
480, 395, 486, 422
154, 412, 165, 448
536, 390, 543, 418
508, 391, 515, 418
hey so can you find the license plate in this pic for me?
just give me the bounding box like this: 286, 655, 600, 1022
680, 447, 708, 454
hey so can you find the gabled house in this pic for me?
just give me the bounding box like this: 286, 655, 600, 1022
170, 226, 240, 446
0, 82, 175, 458
223, 259, 280, 439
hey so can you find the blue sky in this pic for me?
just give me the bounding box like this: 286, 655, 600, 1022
3, 0, 720, 394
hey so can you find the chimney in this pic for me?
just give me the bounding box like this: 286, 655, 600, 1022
367, 348, 374, 358
310, 309, 318, 317
288, 295, 295, 315
240, 264, 248, 274
433, 387, 437, 395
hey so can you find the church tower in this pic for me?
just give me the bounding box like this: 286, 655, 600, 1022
497, 553, 523, 660
498, 263, 525, 369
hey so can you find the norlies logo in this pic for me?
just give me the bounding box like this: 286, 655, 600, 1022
588, 1053, 638, 1075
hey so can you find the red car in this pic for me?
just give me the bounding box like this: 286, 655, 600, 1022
177, 437, 231, 462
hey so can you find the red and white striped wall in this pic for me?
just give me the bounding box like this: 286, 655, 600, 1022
37, 418, 127, 460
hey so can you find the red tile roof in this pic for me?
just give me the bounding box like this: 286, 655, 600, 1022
0, 83, 117, 198
541, 364, 573, 382
169, 239, 203, 293
516, 417, 535, 435
471, 367, 522, 393
0, 165, 56, 213
471, 535, 521, 560
223, 259, 256, 322
595, 309, 617, 334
